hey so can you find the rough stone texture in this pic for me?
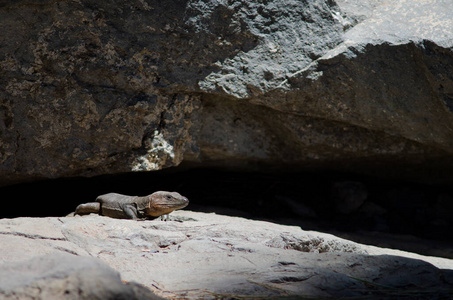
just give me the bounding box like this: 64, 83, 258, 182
2, 0, 453, 184
0, 253, 162, 300
0, 211, 452, 299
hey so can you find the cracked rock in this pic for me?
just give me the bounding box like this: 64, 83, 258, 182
0, 211, 452, 299
2, 0, 453, 184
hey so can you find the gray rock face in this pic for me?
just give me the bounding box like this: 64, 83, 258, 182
1, 0, 453, 184
0, 253, 162, 299
0, 211, 452, 299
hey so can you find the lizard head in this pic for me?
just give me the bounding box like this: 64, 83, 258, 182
146, 191, 189, 217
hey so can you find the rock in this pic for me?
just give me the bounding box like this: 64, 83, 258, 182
359, 201, 387, 216
432, 193, 453, 226
276, 194, 317, 218
0, 253, 162, 300
330, 181, 368, 214
0, 0, 205, 184
0, 211, 452, 298
2, 0, 453, 185
251, 0, 453, 182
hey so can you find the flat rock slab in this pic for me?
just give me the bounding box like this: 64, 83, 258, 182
0, 253, 162, 300
1, 211, 452, 299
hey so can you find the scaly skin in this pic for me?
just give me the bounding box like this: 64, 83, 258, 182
74, 191, 189, 220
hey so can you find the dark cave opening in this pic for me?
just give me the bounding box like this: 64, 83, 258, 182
1, 167, 453, 258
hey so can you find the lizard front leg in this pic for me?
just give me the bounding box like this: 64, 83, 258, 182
122, 204, 140, 219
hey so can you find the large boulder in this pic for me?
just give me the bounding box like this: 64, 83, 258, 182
0, 211, 452, 298
1, 0, 453, 184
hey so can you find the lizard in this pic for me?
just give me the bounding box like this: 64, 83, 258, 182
74, 191, 189, 220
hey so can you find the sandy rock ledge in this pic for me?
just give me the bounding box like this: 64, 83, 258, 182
0, 211, 452, 299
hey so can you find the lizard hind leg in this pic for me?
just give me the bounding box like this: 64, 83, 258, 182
75, 202, 101, 215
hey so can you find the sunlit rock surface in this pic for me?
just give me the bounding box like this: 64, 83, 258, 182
0, 211, 452, 298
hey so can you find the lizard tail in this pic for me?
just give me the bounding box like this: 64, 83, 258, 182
75, 202, 101, 215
